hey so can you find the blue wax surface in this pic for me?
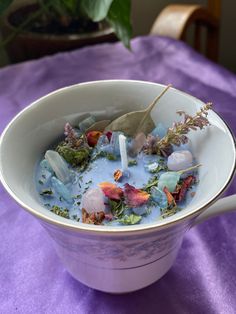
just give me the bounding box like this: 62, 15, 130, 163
36, 149, 197, 226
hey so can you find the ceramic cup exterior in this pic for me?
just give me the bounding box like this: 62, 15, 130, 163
0, 80, 235, 293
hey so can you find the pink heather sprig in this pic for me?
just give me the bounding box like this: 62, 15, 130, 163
64, 123, 78, 146
154, 103, 212, 156
64, 123, 89, 149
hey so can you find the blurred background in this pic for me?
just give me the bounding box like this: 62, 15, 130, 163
0, 0, 235, 73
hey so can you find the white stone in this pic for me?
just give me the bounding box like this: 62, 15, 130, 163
81, 188, 105, 213
167, 150, 193, 171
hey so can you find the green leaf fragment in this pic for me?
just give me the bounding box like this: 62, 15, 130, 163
117, 214, 142, 225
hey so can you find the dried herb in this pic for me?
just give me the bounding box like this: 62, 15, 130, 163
154, 103, 212, 156
161, 206, 182, 218
143, 176, 158, 192
85, 120, 111, 132
56, 143, 90, 167
105, 85, 171, 137
108, 199, 126, 218
50, 206, 69, 219
40, 189, 53, 196
82, 208, 105, 225
117, 214, 142, 225
128, 159, 137, 167
172, 175, 195, 202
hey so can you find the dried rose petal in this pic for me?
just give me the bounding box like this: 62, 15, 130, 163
99, 182, 123, 201
163, 187, 176, 207
105, 131, 112, 142
124, 183, 150, 207
172, 176, 195, 202
86, 131, 102, 147
114, 169, 123, 182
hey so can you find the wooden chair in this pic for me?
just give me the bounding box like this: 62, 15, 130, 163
150, 0, 221, 62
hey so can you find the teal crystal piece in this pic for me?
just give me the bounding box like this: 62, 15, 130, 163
151, 186, 168, 209
158, 171, 180, 193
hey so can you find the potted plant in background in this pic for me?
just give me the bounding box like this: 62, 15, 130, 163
0, 0, 132, 63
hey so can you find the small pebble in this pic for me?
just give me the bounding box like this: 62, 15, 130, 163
167, 150, 193, 171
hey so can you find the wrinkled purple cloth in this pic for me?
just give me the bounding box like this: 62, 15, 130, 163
1, 36, 236, 314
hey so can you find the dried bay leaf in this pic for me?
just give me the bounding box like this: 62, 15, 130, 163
86, 120, 111, 132
105, 84, 171, 137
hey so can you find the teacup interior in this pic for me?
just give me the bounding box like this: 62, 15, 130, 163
0, 81, 235, 228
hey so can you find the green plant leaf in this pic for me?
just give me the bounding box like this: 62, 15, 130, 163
81, 0, 114, 22
106, 0, 132, 49
0, 0, 14, 15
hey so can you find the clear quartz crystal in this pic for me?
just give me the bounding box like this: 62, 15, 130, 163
78, 115, 96, 132
167, 150, 193, 171
45, 150, 71, 184
81, 188, 105, 213
110, 132, 122, 156
96, 134, 110, 153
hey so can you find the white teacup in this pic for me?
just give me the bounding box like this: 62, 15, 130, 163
0, 80, 235, 293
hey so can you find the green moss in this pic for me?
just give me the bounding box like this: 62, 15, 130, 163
56, 144, 90, 166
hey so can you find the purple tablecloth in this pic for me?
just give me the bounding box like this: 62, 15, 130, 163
1, 36, 236, 314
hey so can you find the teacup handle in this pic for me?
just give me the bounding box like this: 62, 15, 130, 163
192, 194, 236, 226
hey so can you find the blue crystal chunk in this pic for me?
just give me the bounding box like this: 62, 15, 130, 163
151, 187, 168, 209
51, 176, 73, 203
151, 123, 167, 138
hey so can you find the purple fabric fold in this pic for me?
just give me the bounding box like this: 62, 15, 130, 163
0, 36, 236, 314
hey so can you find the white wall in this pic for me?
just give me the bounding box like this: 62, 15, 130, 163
132, 0, 236, 73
